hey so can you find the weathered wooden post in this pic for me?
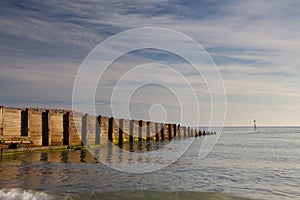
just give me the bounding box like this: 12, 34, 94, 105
183, 126, 186, 139
154, 122, 158, 142
173, 124, 177, 139
118, 118, 123, 145
85, 115, 97, 146
129, 120, 134, 143
81, 114, 88, 145
68, 112, 82, 147
146, 121, 150, 141
49, 110, 64, 146
99, 116, 109, 146
187, 127, 191, 137
177, 124, 181, 140
122, 119, 130, 143
160, 123, 164, 141
186, 127, 188, 138
95, 115, 101, 145
25, 109, 43, 146
138, 120, 143, 141
108, 117, 113, 142
0, 106, 3, 136
63, 112, 70, 146
2, 107, 22, 137
168, 123, 172, 140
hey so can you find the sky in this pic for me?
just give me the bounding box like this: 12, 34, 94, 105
0, 0, 300, 126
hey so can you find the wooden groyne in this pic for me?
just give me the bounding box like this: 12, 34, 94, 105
0, 106, 215, 154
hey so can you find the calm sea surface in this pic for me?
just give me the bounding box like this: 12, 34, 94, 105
0, 127, 299, 200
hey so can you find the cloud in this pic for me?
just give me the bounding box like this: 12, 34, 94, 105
0, 0, 299, 125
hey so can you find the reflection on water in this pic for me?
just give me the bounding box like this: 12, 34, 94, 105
0, 140, 185, 189
40, 152, 48, 162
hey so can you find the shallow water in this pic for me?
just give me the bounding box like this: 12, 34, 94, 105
0, 127, 299, 200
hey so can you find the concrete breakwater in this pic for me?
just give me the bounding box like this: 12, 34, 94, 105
0, 106, 215, 152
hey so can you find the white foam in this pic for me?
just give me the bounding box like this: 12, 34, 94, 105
0, 188, 54, 200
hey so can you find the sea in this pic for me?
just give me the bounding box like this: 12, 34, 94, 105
0, 127, 299, 200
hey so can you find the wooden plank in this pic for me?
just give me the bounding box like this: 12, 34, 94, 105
0, 106, 3, 136
3, 107, 21, 136
49, 112, 63, 146
28, 109, 43, 146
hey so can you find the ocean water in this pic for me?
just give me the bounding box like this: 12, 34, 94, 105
0, 127, 299, 200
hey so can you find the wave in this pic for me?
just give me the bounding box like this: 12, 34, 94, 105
64, 190, 256, 200
0, 188, 257, 200
0, 188, 54, 200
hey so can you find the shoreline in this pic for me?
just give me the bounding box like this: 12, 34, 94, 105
0, 145, 85, 158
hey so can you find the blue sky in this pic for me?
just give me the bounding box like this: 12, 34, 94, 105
1, 0, 300, 126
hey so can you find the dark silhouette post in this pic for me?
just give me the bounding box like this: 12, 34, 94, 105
81, 114, 88, 145
160, 123, 164, 141
129, 120, 134, 143
118, 118, 123, 145
146, 121, 150, 141
63, 112, 70, 146
95, 115, 101, 145
108, 117, 113, 142
42, 110, 50, 146
21, 109, 29, 136
138, 120, 143, 141
155, 122, 159, 142
254, 120, 257, 130
168, 124, 172, 140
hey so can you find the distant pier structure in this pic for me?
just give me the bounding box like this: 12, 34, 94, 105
0, 106, 216, 154
253, 120, 257, 130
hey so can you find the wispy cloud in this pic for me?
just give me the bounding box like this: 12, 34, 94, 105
0, 0, 299, 125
